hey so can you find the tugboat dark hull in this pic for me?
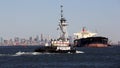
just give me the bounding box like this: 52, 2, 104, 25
34, 46, 76, 53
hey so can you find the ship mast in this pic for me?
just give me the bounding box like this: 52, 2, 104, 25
59, 5, 68, 41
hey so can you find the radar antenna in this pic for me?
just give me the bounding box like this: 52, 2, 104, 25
58, 5, 68, 41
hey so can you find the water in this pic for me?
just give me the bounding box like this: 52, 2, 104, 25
0, 46, 120, 68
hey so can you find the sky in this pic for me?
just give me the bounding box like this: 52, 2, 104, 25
0, 0, 120, 43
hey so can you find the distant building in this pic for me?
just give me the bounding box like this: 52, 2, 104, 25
0, 37, 4, 45
118, 41, 120, 45
41, 34, 44, 41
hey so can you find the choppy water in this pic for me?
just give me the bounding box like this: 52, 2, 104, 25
0, 46, 120, 68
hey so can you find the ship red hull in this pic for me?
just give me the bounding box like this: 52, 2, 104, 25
74, 36, 109, 47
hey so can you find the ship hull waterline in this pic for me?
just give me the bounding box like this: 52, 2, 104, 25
74, 36, 109, 48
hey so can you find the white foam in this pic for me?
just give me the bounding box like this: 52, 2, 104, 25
0, 51, 84, 56
32, 52, 41, 55
12, 51, 25, 56
0, 54, 6, 56
76, 50, 84, 54
13, 51, 42, 56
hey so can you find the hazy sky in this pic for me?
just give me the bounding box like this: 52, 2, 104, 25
0, 0, 120, 43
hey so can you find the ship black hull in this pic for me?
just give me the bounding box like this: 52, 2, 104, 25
34, 46, 76, 53
74, 36, 108, 47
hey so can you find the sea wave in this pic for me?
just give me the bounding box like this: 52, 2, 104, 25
0, 51, 42, 56
13, 51, 42, 56
76, 50, 84, 53
0, 50, 84, 57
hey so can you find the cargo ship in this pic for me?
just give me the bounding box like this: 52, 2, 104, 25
74, 27, 109, 47
35, 5, 76, 53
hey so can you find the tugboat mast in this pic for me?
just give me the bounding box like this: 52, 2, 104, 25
59, 5, 68, 41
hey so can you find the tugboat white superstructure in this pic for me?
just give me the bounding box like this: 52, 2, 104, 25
35, 5, 76, 53
51, 5, 69, 47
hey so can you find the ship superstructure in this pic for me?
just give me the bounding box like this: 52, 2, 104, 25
74, 27, 97, 39
51, 5, 69, 46
59, 5, 68, 41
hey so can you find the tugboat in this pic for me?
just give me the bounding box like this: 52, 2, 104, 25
74, 27, 109, 47
35, 5, 76, 53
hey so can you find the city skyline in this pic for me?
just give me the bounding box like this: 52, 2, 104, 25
0, 0, 120, 43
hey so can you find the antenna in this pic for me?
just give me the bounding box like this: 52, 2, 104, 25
58, 5, 68, 41
61, 5, 63, 18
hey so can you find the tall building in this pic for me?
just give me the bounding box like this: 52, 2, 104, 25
0, 37, 4, 45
